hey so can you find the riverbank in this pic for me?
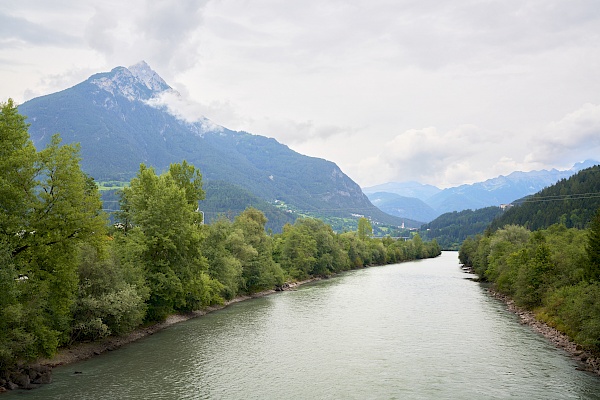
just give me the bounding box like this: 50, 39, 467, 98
488, 289, 600, 376
0, 279, 317, 393
42, 279, 317, 368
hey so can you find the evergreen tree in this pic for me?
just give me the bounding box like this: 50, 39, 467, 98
585, 208, 600, 281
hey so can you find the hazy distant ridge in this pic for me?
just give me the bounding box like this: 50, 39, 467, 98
364, 160, 599, 222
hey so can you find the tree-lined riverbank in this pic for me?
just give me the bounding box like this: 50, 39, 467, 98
459, 216, 600, 368
4, 253, 600, 400
1, 100, 441, 391
488, 288, 600, 376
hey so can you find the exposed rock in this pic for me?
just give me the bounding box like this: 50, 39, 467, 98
10, 371, 30, 389
0, 364, 54, 391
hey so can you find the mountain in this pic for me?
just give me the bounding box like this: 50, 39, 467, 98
488, 165, 600, 231
418, 164, 600, 250
418, 207, 504, 250
427, 160, 599, 214
366, 192, 438, 223
363, 181, 441, 201
198, 180, 296, 232
18, 61, 406, 229
365, 160, 599, 221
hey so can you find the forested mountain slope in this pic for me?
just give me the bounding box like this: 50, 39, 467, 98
365, 160, 598, 220
489, 165, 600, 231
419, 206, 504, 250
18, 62, 405, 229
198, 180, 296, 232
427, 162, 598, 214
365, 192, 437, 223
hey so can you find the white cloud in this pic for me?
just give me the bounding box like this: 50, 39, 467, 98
372, 125, 502, 187
144, 89, 227, 132
525, 103, 600, 164
2, 0, 600, 189
81, 0, 209, 77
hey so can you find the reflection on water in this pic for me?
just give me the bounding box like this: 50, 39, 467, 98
5, 252, 600, 399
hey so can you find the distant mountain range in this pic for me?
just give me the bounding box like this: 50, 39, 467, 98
363, 160, 599, 222
419, 164, 600, 249
366, 192, 439, 223
18, 62, 415, 230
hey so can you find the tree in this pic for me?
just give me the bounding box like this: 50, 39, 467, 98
277, 222, 317, 279
0, 100, 108, 364
357, 217, 372, 241
19, 135, 108, 339
515, 232, 554, 307
118, 162, 220, 320
585, 208, 600, 281
71, 243, 148, 341
0, 99, 37, 252
233, 208, 284, 292
202, 217, 244, 300
411, 233, 424, 259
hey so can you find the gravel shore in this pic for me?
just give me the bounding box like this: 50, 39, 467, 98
488, 288, 600, 376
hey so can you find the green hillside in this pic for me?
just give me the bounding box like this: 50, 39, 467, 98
489, 165, 600, 231
419, 206, 503, 250
199, 180, 296, 233
18, 63, 405, 231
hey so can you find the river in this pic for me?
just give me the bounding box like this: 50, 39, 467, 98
5, 251, 600, 399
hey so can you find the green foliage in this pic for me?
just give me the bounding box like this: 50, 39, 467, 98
71, 243, 147, 341
0, 102, 443, 375
514, 233, 554, 308
233, 208, 284, 292
485, 225, 530, 288
202, 218, 244, 300
357, 217, 373, 241
420, 206, 503, 250
544, 282, 600, 349
117, 162, 219, 320
459, 218, 600, 351
489, 166, 600, 231
0, 100, 107, 368
274, 218, 347, 279
585, 208, 600, 281
0, 99, 37, 240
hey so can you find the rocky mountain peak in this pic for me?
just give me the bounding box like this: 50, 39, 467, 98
89, 61, 171, 102
128, 61, 170, 93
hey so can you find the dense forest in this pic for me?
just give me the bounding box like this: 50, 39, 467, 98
419, 206, 504, 250
460, 212, 600, 352
197, 180, 297, 233
0, 100, 441, 376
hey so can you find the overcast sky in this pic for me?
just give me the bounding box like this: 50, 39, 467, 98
2, 0, 599, 188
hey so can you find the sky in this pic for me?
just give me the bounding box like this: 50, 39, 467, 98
1, 0, 600, 189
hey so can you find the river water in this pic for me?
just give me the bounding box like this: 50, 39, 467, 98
5, 252, 600, 399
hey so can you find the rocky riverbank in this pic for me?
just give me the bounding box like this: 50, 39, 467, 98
488, 289, 600, 376
0, 279, 315, 393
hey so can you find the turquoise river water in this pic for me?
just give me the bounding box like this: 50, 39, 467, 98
5, 251, 600, 399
